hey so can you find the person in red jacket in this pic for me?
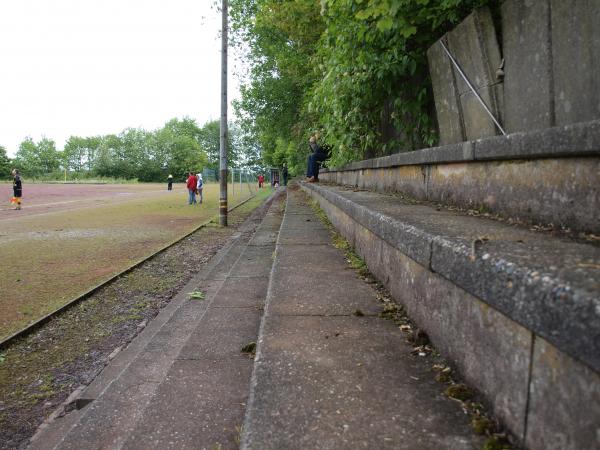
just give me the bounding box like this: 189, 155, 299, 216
186, 172, 197, 205
258, 174, 265, 188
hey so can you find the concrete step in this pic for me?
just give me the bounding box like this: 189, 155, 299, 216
240, 188, 487, 449
301, 182, 600, 450
319, 120, 600, 234
29, 191, 285, 450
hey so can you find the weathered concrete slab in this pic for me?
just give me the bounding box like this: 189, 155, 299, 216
244, 316, 485, 450
551, 0, 600, 127
428, 7, 503, 142
330, 199, 531, 437
275, 241, 350, 274
256, 215, 284, 231
429, 157, 600, 232
449, 8, 501, 95
229, 245, 275, 278
323, 120, 600, 172
247, 229, 278, 246
459, 88, 501, 140
204, 240, 249, 280
501, 0, 553, 133
208, 275, 269, 308
277, 225, 332, 246
427, 39, 465, 145
267, 262, 382, 317
474, 120, 600, 160
54, 379, 161, 450
281, 212, 329, 229
525, 337, 600, 450
177, 307, 261, 360
124, 358, 253, 450
312, 188, 435, 267
303, 183, 600, 373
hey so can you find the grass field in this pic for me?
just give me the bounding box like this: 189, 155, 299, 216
0, 182, 270, 340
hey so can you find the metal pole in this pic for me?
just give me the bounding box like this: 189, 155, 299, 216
232, 168, 235, 197
219, 0, 228, 226
439, 40, 506, 136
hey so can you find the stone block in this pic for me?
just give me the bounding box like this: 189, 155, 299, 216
525, 337, 600, 450
427, 40, 466, 145
430, 232, 600, 373
447, 8, 500, 95
501, 0, 553, 133
427, 157, 600, 233
459, 87, 503, 140
474, 120, 600, 160
551, 0, 600, 126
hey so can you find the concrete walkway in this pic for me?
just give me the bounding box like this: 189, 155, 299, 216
240, 187, 485, 449
30, 186, 486, 449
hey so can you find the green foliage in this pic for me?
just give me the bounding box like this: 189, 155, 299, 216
14, 137, 61, 176
188, 291, 205, 300
0, 146, 11, 179
230, 0, 495, 166
230, 0, 325, 174
11, 116, 259, 182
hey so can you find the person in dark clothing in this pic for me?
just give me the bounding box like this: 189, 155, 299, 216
11, 169, 22, 210
167, 174, 173, 191
306, 135, 328, 182
282, 163, 288, 186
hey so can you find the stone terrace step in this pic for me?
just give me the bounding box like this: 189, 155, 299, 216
303, 183, 600, 372
301, 182, 600, 450
29, 191, 285, 450
240, 188, 486, 450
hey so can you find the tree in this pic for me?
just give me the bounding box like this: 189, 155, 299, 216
230, 0, 325, 172
63, 136, 89, 172
13, 137, 60, 176
230, 0, 495, 167
37, 137, 61, 173
0, 146, 11, 178
156, 118, 206, 180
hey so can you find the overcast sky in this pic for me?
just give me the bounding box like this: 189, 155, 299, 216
0, 0, 240, 156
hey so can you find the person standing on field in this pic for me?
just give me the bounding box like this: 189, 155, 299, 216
186, 172, 197, 205
167, 174, 173, 191
11, 169, 22, 210
196, 173, 203, 204
258, 174, 264, 188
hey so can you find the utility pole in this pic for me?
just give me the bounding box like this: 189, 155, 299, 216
219, 0, 228, 226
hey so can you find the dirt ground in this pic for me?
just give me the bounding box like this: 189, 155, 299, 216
0, 190, 275, 450
0, 182, 255, 340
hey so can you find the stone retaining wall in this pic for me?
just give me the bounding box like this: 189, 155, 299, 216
319, 120, 600, 234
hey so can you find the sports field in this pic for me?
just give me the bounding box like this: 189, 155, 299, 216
0, 181, 262, 340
